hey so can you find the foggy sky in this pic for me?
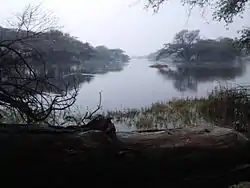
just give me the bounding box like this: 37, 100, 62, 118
0, 0, 249, 56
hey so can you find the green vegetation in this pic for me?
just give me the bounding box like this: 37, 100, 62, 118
106, 86, 250, 134
145, 0, 250, 55
0, 4, 130, 124
0, 3, 250, 187
2, 84, 250, 135
149, 29, 242, 63
0, 27, 130, 74
144, 0, 250, 138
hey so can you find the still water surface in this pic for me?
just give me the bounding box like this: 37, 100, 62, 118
76, 59, 250, 111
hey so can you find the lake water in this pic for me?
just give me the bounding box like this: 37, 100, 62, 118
76, 58, 250, 112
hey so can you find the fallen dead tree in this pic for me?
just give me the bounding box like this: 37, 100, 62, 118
0, 119, 249, 187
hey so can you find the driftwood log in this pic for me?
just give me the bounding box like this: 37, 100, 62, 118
0, 119, 249, 187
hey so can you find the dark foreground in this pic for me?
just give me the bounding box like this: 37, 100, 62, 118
0, 121, 250, 187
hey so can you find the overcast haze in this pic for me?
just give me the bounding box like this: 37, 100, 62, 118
0, 0, 249, 56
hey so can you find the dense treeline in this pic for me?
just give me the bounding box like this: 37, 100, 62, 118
149, 29, 242, 63
0, 27, 130, 73
0, 26, 130, 93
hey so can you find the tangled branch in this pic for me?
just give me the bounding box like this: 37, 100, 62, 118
61, 92, 102, 126
0, 4, 77, 124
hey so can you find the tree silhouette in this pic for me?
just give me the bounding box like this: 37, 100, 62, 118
0, 4, 78, 123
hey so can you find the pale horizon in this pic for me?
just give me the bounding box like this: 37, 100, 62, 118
0, 0, 249, 56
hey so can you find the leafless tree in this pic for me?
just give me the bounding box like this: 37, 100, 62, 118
0, 4, 78, 124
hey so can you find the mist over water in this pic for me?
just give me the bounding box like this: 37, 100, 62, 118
76, 59, 250, 111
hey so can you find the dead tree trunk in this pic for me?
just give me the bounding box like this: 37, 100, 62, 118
0, 124, 249, 187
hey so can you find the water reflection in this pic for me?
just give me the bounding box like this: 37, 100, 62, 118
75, 59, 250, 112
156, 65, 246, 92
64, 74, 94, 89
47, 63, 128, 92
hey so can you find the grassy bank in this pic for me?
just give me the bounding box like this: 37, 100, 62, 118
1, 85, 250, 134
107, 85, 250, 133
0, 86, 250, 188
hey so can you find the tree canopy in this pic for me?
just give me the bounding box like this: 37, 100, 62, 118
145, 0, 248, 23
0, 27, 129, 68
0, 4, 130, 124
145, 0, 250, 52
0, 4, 78, 123
152, 29, 241, 63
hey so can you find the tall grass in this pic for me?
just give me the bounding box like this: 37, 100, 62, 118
106, 99, 208, 130
197, 85, 250, 132
107, 85, 250, 132
1, 85, 250, 133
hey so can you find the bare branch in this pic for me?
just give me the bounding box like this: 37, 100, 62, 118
0, 4, 78, 124
85, 92, 102, 120
2, 3, 59, 44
